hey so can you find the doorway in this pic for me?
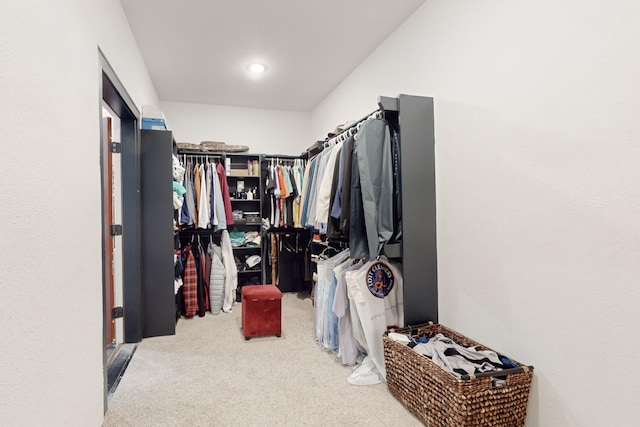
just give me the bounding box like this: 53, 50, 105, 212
101, 105, 124, 357
99, 48, 142, 410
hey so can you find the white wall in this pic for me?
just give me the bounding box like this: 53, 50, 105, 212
161, 101, 312, 156
0, 1, 159, 425
311, 1, 640, 426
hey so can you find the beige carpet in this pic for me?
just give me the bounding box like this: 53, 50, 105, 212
103, 292, 422, 427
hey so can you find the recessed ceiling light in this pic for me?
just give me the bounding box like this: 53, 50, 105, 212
247, 63, 266, 74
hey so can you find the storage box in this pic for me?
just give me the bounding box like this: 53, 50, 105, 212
141, 117, 167, 130
244, 212, 260, 224
383, 323, 533, 427
241, 285, 281, 339
229, 168, 249, 176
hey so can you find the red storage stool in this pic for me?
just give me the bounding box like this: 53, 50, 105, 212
241, 285, 282, 340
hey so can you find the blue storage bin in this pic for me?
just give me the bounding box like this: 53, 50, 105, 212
142, 117, 167, 130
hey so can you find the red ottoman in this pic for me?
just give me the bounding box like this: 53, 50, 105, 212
241, 285, 282, 340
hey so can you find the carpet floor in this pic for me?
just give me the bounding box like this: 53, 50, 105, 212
103, 291, 422, 426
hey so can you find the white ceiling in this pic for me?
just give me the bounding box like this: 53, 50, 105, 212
120, 0, 425, 112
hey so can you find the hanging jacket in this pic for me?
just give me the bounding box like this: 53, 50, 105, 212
182, 162, 196, 225
212, 170, 227, 231
191, 241, 207, 317
182, 244, 198, 317
216, 163, 235, 226
208, 241, 226, 315
193, 163, 201, 221
357, 119, 394, 260
220, 230, 238, 312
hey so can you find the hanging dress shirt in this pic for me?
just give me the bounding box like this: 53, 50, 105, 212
197, 163, 210, 229
333, 259, 365, 365
300, 156, 317, 227
315, 140, 344, 224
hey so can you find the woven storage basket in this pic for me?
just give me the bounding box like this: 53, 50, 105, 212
383, 323, 533, 427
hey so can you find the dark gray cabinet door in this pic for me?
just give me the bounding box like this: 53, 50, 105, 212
141, 130, 176, 338
398, 95, 438, 325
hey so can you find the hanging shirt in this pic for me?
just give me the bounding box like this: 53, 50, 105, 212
305, 149, 331, 229
197, 164, 210, 229
315, 141, 344, 224
346, 259, 404, 383
333, 259, 365, 366
300, 156, 317, 227
293, 162, 304, 227
339, 136, 356, 237
315, 249, 350, 348
331, 135, 353, 220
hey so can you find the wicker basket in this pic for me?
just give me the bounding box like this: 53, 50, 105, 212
383, 323, 534, 427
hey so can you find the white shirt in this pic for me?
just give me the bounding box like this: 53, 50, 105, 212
315, 141, 344, 224
346, 259, 404, 382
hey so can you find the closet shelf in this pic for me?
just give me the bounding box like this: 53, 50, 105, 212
231, 220, 261, 226
238, 269, 262, 274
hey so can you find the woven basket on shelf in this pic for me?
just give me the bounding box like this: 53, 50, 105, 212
383, 323, 534, 427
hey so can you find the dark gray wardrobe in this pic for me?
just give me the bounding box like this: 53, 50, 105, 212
140, 130, 176, 338
394, 95, 437, 326
356, 95, 438, 325
308, 95, 438, 326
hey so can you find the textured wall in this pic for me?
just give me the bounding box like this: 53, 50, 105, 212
161, 101, 312, 156
311, 1, 640, 426
0, 0, 159, 425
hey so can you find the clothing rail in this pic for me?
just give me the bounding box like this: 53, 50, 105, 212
323, 109, 383, 148
181, 153, 222, 164
264, 157, 303, 166
303, 95, 400, 157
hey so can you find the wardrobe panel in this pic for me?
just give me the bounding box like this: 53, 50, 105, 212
398, 95, 438, 325
141, 130, 176, 338
121, 119, 143, 343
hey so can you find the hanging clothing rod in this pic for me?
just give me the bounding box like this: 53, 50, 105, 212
302, 96, 400, 157
324, 109, 384, 148
182, 154, 221, 164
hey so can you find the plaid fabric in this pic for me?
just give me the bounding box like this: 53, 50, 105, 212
183, 245, 198, 317
203, 252, 211, 311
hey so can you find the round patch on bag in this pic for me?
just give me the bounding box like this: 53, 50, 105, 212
366, 262, 395, 298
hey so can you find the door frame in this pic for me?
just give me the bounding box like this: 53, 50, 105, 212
102, 115, 116, 347
99, 48, 142, 411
